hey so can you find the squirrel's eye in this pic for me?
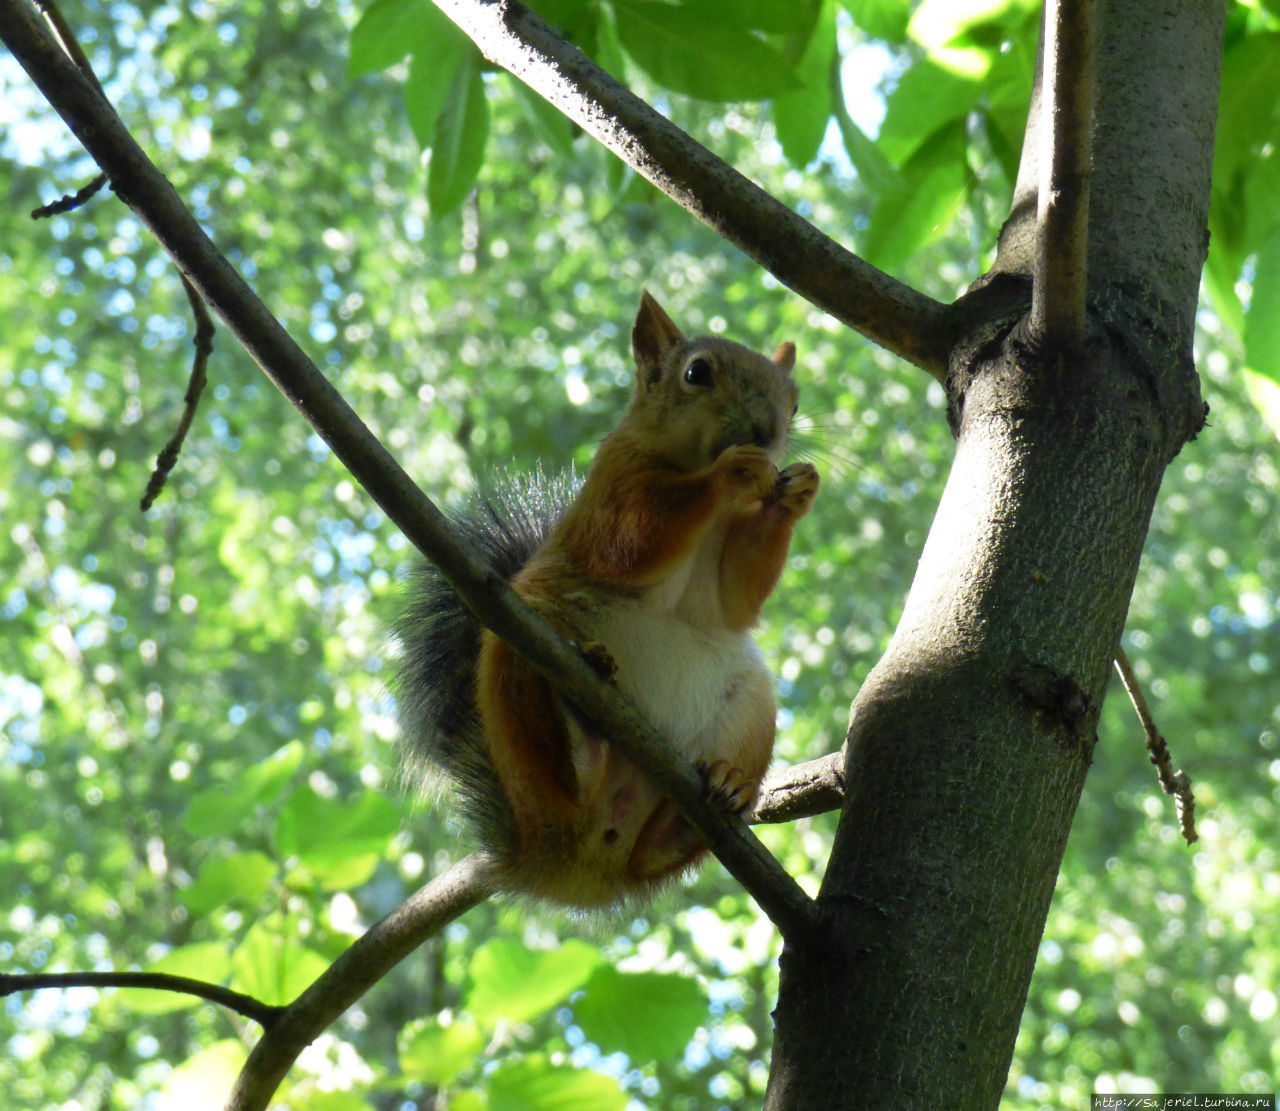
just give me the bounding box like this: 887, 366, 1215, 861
684, 357, 714, 388
791, 402, 799, 419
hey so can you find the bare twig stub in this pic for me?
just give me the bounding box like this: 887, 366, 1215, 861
1113, 648, 1198, 844
140, 275, 216, 510
31, 170, 109, 217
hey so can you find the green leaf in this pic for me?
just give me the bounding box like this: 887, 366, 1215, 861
772, 0, 837, 166
230, 916, 331, 1006
399, 1015, 487, 1086
428, 52, 491, 215
115, 942, 233, 1015
861, 119, 969, 270
510, 78, 579, 159
909, 0, 1032, 51
349, 0, 436, 77
1244, 228, 1280, 386
274, 786, 400, 886
181, 851, 278, 915
573, 966, 705, 1060
403, 12, 471, 147
836, 111, 901, 194
613, 0, 801, 101
979, 19, 1035, 185
679, 0, 821, 34
527, 0, 603, 49
1214, 32, 1280, 187
1243, 368, 1280, 438
464, 938, 601, 1025
156, 1040, 245, 1108
183, 741, 304, 837
840, 0, 910, 43
1203, 230, 1246, 338
487, 1056, 627, 1111
876, 59, 982, 165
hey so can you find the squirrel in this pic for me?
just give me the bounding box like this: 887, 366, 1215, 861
394, 292, 818, 908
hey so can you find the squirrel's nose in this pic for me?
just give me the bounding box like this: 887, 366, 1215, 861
751, 418, 779, 449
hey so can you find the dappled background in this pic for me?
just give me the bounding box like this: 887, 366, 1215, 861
1, 0, 1277, 1107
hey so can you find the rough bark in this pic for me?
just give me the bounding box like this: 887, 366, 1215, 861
765, 0, 1221, 1107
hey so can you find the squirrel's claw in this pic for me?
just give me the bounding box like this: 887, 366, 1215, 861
696, 759, 758, 816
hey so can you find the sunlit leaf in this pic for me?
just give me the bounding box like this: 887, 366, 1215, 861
487, 1055, 627, 1111
154, 1040, 244, 1111
183, 742, 305, 837
464, 938, 600, 1025
573, 966, 705, 1060
1244, 228, 1280, 386
840, 0, 910, 43
230, 917, 330, 1006
399, 1015, 487, 1085
862, 120, 968, 269
613, 0, 801, 101
403, 9, 472, 147
773, 0, 837, 166
181, 851, 278, 915
274, 786, 401, 869
428, 52, 491, 215
349, 0, 437, 77
876, 59, 982, 165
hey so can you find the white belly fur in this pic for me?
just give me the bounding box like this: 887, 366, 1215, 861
582, 598, 771, 763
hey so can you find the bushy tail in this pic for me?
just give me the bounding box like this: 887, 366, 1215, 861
391, 471, 577, 857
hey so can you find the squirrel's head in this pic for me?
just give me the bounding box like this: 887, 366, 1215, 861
628, 291, 798, 471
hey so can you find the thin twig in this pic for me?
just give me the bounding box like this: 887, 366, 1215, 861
31, 170, 109, 217
0, 0, 819, 942
752, 749, 846, 824
430, 0, 951, 380
140, 274, 216, 509
1113, 647, 1198, 845
1031, 0, 1095, 345
0, 970, 283, 1028
28, 0, 216, 506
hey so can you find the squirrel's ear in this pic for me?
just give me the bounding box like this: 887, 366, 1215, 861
771, 341, 796, 374
632, 290, 685, 388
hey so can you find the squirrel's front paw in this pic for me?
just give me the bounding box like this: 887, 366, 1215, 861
715, 444, 777, 508
578, 640, 618, 683
771, 462, 819, 517
696, 760, 759, 816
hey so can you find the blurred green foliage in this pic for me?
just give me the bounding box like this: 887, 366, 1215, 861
1, 0, 1277, 1108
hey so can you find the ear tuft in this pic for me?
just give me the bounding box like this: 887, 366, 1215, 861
632, 291, 685, 387
771, 341, 796, 373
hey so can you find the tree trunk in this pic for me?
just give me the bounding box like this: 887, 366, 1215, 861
766, 1, 1221, 1107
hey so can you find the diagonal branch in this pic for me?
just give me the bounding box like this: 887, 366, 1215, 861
430, 0, 951, 380
226, 854, 495, 1111
1031, 0, 1095, 345
0, 0, 818, 940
